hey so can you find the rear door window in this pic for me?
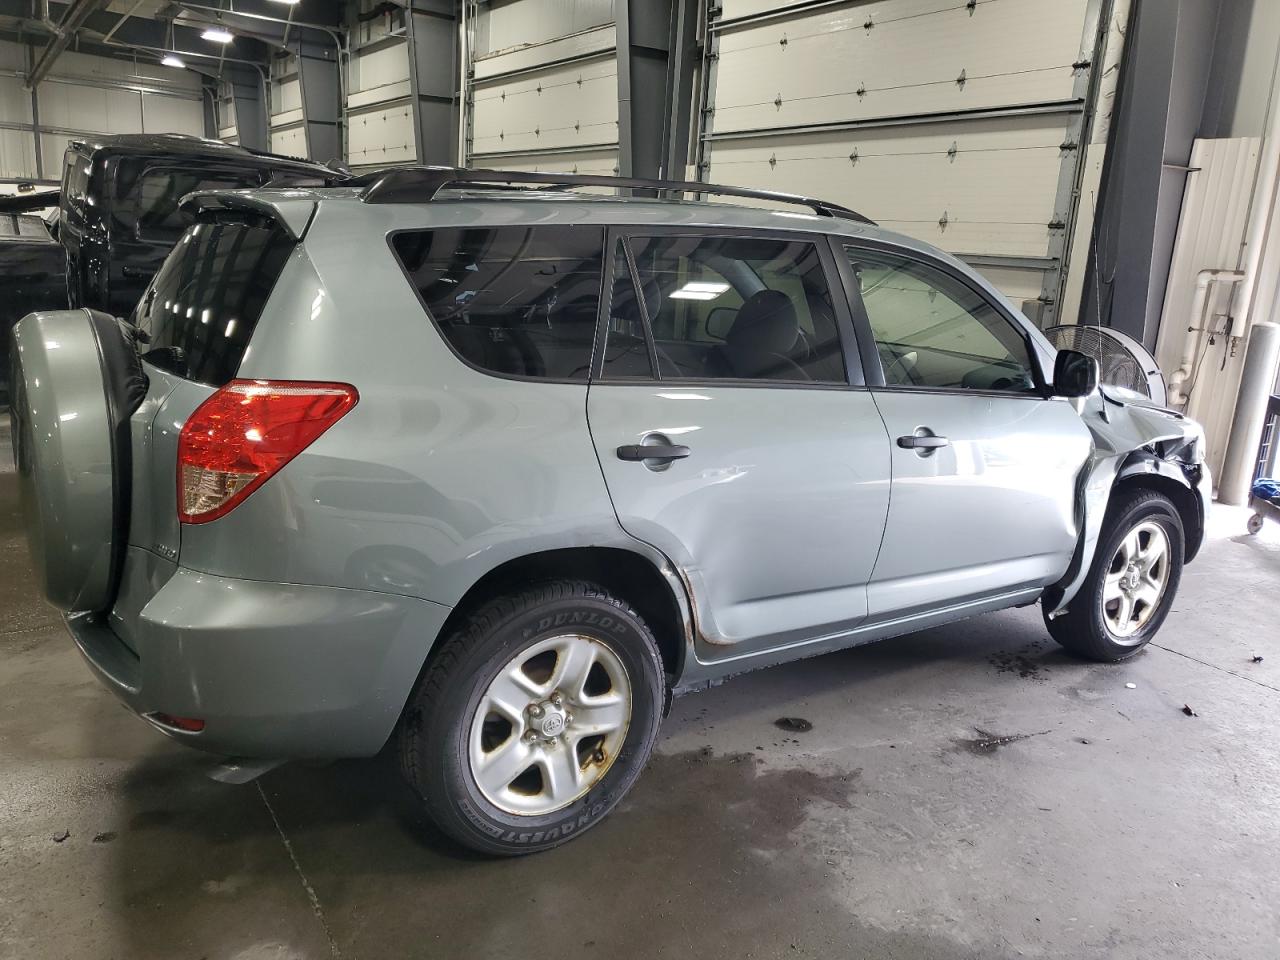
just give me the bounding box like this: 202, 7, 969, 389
604, 233, 847, 383
132, 217, 295, 386
390, 225, 605, 380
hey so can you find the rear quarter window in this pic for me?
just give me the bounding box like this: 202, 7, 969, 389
131, 217, 294, 386
390, 225, 605, 381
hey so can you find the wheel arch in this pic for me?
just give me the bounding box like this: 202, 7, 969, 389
1113, 451, 1205, 562
428, 546, 693, 689
1046, 447, 1205, 617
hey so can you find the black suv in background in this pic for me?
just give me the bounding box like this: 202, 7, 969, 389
0, 134, 332, 398
57, 134, 332, 317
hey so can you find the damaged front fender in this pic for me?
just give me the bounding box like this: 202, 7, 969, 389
1043, 388, 1210, 618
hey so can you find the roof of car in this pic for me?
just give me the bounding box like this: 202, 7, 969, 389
190, 182, 934, 254
68, 133, 330, 175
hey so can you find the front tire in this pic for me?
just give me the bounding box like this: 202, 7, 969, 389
1045, 488, 1184, 661
399, 580, 664, 856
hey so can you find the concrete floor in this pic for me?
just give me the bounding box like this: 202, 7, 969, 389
2, 430, 1278, 960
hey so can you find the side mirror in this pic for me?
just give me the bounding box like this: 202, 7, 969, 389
1052, 349, 1099, 398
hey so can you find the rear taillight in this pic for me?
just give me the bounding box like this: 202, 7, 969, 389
178, 379, 358, 524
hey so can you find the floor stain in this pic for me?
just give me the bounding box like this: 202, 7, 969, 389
988, 641, 1052, 681
775, 716, 814, 733
952, 728, 1050, 756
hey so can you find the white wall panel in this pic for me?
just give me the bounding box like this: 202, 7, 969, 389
471, 55, 619, 156
348, 102, 417, 167
40, 133, 75, 172
0, 74, 33, 125
38, 82, 143, 134
274, 77, 304, 116
270, 125, 308, 159
707, 113, 1073, 258
712, 0, 1089, 135
0, 129, 38, 180
142, 93, 205, 137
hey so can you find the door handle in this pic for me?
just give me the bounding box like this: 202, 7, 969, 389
897, 435, 949, 449
617, 443, 690, 462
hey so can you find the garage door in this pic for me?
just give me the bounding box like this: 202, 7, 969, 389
465, 0, 620, 176
698, 0, 1119, 326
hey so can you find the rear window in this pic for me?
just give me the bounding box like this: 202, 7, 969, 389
112, 159, 269, 242
391, 225, 605, 380
132, 217, 294, 386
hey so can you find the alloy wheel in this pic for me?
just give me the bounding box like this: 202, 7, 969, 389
1101, 520, 1171, 641
468, 634, 632, 816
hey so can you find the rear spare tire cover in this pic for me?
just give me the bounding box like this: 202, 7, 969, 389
9, 309, 145, 613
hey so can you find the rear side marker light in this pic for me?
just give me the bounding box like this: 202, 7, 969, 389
178, 379, 358, 524
146, 712, 206, 733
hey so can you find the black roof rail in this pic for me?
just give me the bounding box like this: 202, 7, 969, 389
354, 166, 875, 224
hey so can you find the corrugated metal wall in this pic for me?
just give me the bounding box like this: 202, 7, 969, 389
698, 0, 1123, 325
0, 39, 205, 182
465, 0, 620, 175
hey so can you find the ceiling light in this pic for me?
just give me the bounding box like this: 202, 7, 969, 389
669, 280, 731, 301
161, 54, 186, 68
268, 0, 301, 4
202, 27, 234, 43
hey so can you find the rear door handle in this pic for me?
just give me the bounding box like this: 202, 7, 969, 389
896, 435, 949, 449
617, 443, 690, 462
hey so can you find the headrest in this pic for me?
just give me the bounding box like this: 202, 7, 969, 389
727, 289, 799, 356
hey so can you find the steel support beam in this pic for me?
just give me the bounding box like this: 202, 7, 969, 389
295, 37, 341, 161
225, 63, 269, 149
26, 0, 111, 89
405, 0, 458, 165
616, 0, 674, 180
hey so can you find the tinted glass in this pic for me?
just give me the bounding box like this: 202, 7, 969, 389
600, 241, 656, 379
846, 247, 1037, 393
611, 234, 846, 382
61, 151, 91, 208
112, 160, 267, 242
392, 226, 604, 380
132, 218, 295, 386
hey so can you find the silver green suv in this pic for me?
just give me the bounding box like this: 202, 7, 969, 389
10, 169, 1210, 855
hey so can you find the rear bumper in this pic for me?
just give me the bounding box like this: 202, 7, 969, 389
66, 566, 451, 759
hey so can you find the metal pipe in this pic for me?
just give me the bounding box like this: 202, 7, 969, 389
1219, 322, 1280, 503
1167, 269, 1244, 408
26, 0, 110, 89
99, 37, 268, 74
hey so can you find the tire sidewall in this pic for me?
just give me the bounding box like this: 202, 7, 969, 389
1085, 494, 1185, 652
415, 590, 663, 853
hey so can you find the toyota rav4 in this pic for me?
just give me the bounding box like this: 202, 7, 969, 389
9, 168, 1210, 855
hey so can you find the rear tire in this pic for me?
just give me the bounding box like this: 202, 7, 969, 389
399, 580, 664, 856
1045, 488, 1184, 662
